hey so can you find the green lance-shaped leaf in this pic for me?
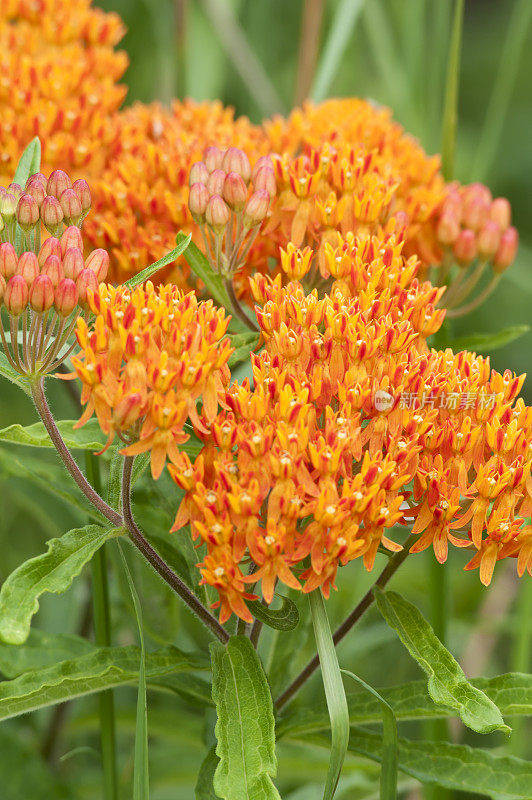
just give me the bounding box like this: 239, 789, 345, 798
448, 325, 530, 354
341, 670, 397, 800
13, 137, 41, 187
125, 233, 192, 289
374, 588, 509, 734
277, 673, 532, 740
210, 635, 281, 800
227, 332, 261, 369
309, 589, 349, 800
195, 745, 222, 800
0, 630, 94, 678
246, 594, 300, 631
0, 418, 107, 450
0, 644, 205, 722
177, 233, 250, 334
0, 525, 124, 645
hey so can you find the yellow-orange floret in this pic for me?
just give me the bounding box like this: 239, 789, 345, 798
72, 281, 233, 479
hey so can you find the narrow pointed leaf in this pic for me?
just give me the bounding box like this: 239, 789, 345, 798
177, 233, 250, 334
0, 644, 205, 721
0, 418, 106, 450
0, 630, 93, 678
277, 673, 532, 740
227, 332, 261, 368
210, 635, 281, 800
125, 233, 192, 289
309, 589, 349, 800
246, 594, 300, 631
341, 670, 397, 800
374, 587, 509, 734
0, 525, 124, 645
449, 325, 530, 354
13, 137, 41, 187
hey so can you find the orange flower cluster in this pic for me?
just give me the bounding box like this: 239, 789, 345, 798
168, 233, 531, 622
0, 0, 127, 180
72, 282, 233, 479
83, 101, 269, 285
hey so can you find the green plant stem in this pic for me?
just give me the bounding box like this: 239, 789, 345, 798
224, 278, 259, 332
510, 577, 532, 757
86, 453, 119, 800
275, 535, 417, 711
121, 455, 229, 643
446, 275, 500, 318
441, 0, 465, 180
30, 377, 229, 643
426, 558, 450, 800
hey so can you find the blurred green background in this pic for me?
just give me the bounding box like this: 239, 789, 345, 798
1, 1, 531, 799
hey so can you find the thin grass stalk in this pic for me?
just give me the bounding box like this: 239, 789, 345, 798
440, 0, 465, 180
294, 0, 325, 106
86, 452, 119, 800
471, 0, 532, 181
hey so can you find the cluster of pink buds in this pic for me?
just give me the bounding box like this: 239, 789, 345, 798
436, 182, 518, 273
0, 170, 91, 253
188, 146, 276, 278
0, 173, 109, 378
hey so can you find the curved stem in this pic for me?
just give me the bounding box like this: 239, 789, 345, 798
275, 534, 417, 711
30, 378, 228, 642
121, 455, 229, 644
30, 378, 122, 527
224, 278, 259, 332
446, 275, 500, 318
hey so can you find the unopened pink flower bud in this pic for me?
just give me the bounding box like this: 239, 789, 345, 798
0, 274, 5, 303
76, 268, 99, 310
462, 196, 489, 231
16, 252, 39, 286
453, 229, 477, 266
493, 227, 518, 273
222, 147, 251, 183
16, 193, 40, 230
0, 242, 18, 279
7, 183, 23, 198
41, 255, 64, 288
29, 274, 54, 313
204, 146, 225, 173
59, 188, 83, 226
4, 275, 28, 315
24, 177, 46, 207
72, 179, 92, 215
41, 195, 64, 235
63, 247, 85, 280
61, 226, 83, 256
189, 161, 209, 186
477, 221, 501, 261
436, 213, 460, 246
223, 172, 247, 211
489, 198, 511, 230
85, 248, 110, 282
27, 172, 47, 186
252, 165, 276, 198
54, 278, 78, 317
205, 194, 230, 233
0, 193, 18, 222
243, 189, 270, 228
47, 169, 71, 198
188, 183, 209, 223
251, 156, 274, 183
206, 169, 227, 196
38, 237, 62, 267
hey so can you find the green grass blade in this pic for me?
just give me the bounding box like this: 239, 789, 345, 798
341, 670, 397, 800
311, 0, 367, 103
308, 589, 349, 800
441, 0, 465, 179
471, 0, 532, 180
118, 542, 149, 800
